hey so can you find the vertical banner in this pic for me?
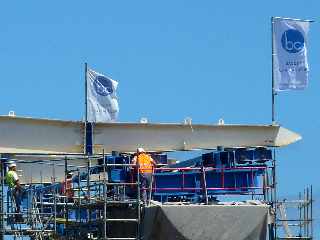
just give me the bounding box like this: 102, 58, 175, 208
87, 69, 119, 122
273, 18, 310, 91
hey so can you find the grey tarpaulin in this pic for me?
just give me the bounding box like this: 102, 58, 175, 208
142, 204, 269, 240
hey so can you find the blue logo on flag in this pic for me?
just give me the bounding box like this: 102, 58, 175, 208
93, 76, 113, 96
281, 29, 304, 53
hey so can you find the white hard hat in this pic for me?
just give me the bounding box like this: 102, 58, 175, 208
137, 147, 145, 153
8, 162, 16, 168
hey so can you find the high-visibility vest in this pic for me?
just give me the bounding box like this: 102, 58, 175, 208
6, 170, 18, 188
137, 153, 154, 173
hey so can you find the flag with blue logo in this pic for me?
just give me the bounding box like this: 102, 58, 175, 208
87, 69, 119, 122
273, 18, 310, 91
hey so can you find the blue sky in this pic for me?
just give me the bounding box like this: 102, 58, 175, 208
0, 0, 319, 235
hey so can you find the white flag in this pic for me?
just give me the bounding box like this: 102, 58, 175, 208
87, 69, 119, 122
273, 18, 310, 91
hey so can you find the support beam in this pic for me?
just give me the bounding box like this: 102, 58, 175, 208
0, 116, 84, 154
0, 116, 301, 154
93, 122, 301, 153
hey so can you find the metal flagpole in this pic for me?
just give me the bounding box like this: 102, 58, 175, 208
271, 17, 277, 240
85, 62, 88, 123
271, 17, 276, 125
84, 63, 94, 155
84, 63, 88, 154
271, 16, 314, 240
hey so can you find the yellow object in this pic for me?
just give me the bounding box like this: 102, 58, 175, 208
6, 170, 18, 188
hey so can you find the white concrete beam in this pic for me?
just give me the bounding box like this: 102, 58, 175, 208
0, 116, 84, 154
93, 122, 301, 153
0, 116, 301, 154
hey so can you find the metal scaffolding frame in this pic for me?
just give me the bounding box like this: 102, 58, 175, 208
276, 186, 313, 240
0, 153, 143, 240
0, 152, 314, 240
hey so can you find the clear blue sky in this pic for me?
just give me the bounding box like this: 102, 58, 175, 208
0, 0, 319, 233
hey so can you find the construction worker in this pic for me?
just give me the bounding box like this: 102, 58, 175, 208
61, 171, 74, 202
132, 148, 156, 202
5, 162, 23, 221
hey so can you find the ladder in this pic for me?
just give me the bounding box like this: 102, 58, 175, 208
278, 202, 293, 238
30, 195, 45, 240
102, 159, 142, 240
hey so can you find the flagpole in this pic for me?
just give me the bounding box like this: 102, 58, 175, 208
85, 62, 88, 123
271, 17, 276, 125
270, 16, 313, 239
271, 17, 277, 239
84, 62, 88, 155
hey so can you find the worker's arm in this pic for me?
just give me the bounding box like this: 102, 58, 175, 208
15, 179, 21, 189
150, 156, 157, 167
13, 172, 21, 189
132, 155, 137, 165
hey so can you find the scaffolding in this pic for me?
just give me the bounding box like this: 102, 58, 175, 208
0, 153, 143, 240
0, 151, 314, 240
276, 186, 313, 240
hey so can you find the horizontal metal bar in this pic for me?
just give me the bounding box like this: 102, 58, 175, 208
152, 186, 264, 191
106, 238, 137, 240
0, 212, 53, 216
105, 200, 139, 204
276, 238, 312, 240
106, 218, 138, 222
106, 182, 138, 186
155, 166, 267, 171
35, 202, 75, 206
1, 229, 54, 233
105, 164, 135, 167
277, 219, 312, 222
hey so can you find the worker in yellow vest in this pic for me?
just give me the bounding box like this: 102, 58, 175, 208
5, 162, 23, 221
132, 148, 156, 202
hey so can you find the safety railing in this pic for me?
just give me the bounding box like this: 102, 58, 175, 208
149, 165, 271, 201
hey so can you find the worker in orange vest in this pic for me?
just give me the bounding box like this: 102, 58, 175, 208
132, 148, 156, 202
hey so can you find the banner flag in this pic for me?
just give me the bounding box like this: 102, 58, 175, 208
273, 18, 310, 91
87, 69, 119, 122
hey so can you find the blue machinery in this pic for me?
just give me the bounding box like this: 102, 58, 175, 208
0, 147, 279, 240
